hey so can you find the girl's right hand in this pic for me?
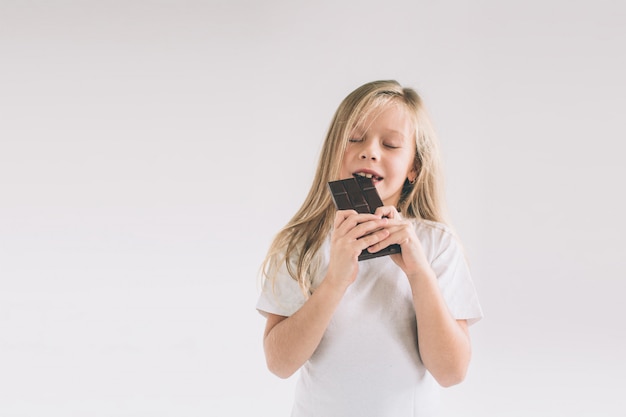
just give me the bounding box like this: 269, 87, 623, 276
326, 210, 390, 289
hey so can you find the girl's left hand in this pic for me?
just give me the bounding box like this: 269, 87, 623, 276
366, 206, 429, 276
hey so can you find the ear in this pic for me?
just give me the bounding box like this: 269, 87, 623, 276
407, 167, 417, 184
408, 158, 420, 184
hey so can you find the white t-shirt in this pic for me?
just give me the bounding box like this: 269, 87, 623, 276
257, 219, 483, 417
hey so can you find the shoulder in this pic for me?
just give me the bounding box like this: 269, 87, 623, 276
410, 218, 455, 243
408, 218, 462, 262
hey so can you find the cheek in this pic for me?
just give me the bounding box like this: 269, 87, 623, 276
340, 149, 354, 170
401, 155, 417, 177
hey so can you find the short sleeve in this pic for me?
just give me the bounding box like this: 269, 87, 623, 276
256, 261, 308, 318
430, 228, 483, 326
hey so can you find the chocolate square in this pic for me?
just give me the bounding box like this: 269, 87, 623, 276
327, 176, 402, 261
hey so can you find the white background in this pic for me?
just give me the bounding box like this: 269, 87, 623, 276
1, 1, 625, 416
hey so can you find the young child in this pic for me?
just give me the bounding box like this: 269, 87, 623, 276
257, 80, 482, 417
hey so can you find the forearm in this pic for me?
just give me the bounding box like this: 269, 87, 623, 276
408, 269, 471, 387
264, 277, 348, 378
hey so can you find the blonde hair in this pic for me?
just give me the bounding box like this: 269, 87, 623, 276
262, 80, 448, 295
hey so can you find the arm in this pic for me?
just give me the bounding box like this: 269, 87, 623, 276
263, 277, 348, 378
263, 210, 390, 378
368, 207, 472, 387
407, 269, 471, 387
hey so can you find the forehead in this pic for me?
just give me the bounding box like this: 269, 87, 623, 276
351, 101, 415, 136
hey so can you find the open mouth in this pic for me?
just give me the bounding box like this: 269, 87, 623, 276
353, 171, 383, 182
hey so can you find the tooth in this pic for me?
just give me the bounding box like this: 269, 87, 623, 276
365, 174, 372, 178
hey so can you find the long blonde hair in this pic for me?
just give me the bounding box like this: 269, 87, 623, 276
262, 80, 448, 295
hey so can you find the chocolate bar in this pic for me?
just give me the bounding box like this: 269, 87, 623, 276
327, 176, 401, 261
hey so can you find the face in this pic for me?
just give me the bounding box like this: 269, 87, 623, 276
339, 103, 417, 207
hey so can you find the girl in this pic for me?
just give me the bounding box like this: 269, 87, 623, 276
257, 80, 482, 417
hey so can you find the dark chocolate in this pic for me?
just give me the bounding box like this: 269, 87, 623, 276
327, 176, 401, 261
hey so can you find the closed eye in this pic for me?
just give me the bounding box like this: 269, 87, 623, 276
384, 143, 401, 149
348, 138, 364, 143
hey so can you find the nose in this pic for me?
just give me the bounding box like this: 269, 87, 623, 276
359, 142, 379, 160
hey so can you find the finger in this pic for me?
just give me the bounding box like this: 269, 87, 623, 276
334, 209, 357, 229
366, 223, 413, 252
357, 228, 391, 250
334, 211, 381, 233
347, 217, 389, 240
365, 236, 392, 253
374, 205, 400, 220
